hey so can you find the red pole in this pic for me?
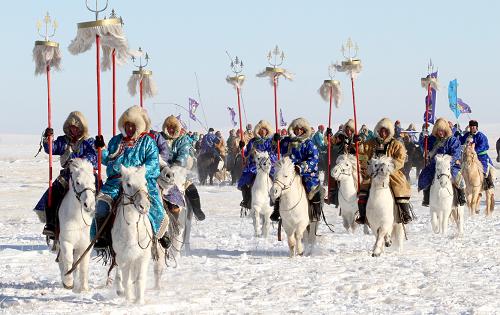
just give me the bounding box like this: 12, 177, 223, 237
327, 85, 333, 200
424, 82, 431, 165
236, 86, 244, 165
96, 35, 102, 189
140, 78, 143, 108
351, 76, 361, 191
112, 49, 116, 136
46, 64, 53, 208
273, 75, 281, 160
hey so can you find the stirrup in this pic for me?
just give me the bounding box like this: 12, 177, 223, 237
42, 225, 56, 237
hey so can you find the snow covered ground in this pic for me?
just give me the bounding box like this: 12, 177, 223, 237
1, 133, 500, 315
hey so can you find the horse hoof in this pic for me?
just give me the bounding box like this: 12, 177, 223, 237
63, 283, 74, 290
372, 252, 380, 257
385, 240, 392, 248
116, 289, 125, 297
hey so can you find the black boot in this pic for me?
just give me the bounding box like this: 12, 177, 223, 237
159, 234, 171, 249
270, 198, 280, 222
240, 184, 252, 210
455, 186, 467, 206
325, 186, 339, 208
311, 191, 323, 221
396, 199, 413, 224
42, 182, 66, 238
355, 191, 368, 224
94, 200, 112, 250
422, 187, 430, 207
185, 184, 205, 221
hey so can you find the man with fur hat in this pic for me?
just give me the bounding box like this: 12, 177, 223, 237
200, 127, 222, 161
459, 120, 494, 189
325, 119, 359, 206
418, 117, 466, 207
271, 117, 322, 222
238, 120, 277, 212
243, 123, 254, 143
93, 106, 170, 250
357, 117, 413, 224
34, 111, 98, 238
155, 115, 206, 221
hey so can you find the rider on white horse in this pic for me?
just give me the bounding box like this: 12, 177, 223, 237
92, 106, 170, 251
358, 118, 413, 225
418, 118, 466, 207
270, 117, 322, 222
325, 119, 357, 207
34, 111, 98, 238
459, 120, 495, 189
238, 120, 277, 212
153, 115, 205, 221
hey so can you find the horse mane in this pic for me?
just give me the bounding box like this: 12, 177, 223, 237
274, 157, 294, 175
69, 158, 94, 174
463, 145, 483, 170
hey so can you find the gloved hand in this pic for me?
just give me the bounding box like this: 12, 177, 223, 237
454, 130, 461, 137
43, 127, 54, 138
353, 134, 361, 143
294, 164, 301, 174
325, 127, 333, 137
422, 130, 429, 137
95, 135, 105, 149
273, 133, 281, 142
238, 140, 245, 149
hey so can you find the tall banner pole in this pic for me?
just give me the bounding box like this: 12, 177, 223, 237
337, 38, 363, 190
226, 55, 246, 166
257, 45, 293, 161
69, 2, 129, 190
318, 63, 341, 203
128, 47, 156, 108
112, 49, 116, 135
33, 12, 61, 208
420, 59, 438, 167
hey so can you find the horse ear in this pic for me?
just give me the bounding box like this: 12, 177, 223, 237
120, 164, 129, 176
387, 158, 396, 174
138, 165, 147, 177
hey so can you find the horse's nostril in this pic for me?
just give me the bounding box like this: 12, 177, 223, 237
84, 202, 88, 208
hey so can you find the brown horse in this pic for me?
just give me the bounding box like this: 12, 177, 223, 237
462, 143, 495, 216
402, 141, 424, 182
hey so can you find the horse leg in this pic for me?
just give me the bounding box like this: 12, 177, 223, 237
431, 210, 439, 234
456, 206, 464, 236
153, 246, 164, 290
372, 226, 388, 257
342, 214, 351, 233
295, 229, 305, 256
183, 207, 193, 254
122, 263, 133, 302
391, 223, 404, 252
441, 210, 449, 236
466, 192, 473, 216
286, 230, 296, 257
59, 241, 74, 289
115, 268, 124, 297
253, 206, 261, 237
77, 246, 90, 292
135, 258, 148, 304
262, 212, 270, 239
363, 224, 370, 235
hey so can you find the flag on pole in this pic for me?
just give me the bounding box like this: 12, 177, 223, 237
457, 98, 471, 113
188, 98, 199, 121
280, 109, 287, 127
448, 79, 460, 119
227, 107, 237, 127
423, 71, 438, 124
176, 114, 188, 130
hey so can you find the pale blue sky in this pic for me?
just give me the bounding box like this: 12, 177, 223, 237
2, 0, 499, 135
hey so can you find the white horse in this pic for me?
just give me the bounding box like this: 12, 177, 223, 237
270, 157, 316, 257
430, 154, 464, 236
251, 151, 273, 238
331, 154, 369, 234
57, 158, 96, 292
366, 156, 404, 257
158, 164, 193, 262
112, 165, 164, 304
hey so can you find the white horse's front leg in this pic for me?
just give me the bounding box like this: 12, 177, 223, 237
183, 208, 193, 254
76, 246, 90, 292
59, 241, 74, 289
253, 206, 261, 236
431, 210, 439, 234
153, 246, 164, 290
286, 230, 296, 257
441, 211, 450, 236
295, 230, 305, 256
115, 268, 124, 297
121, 264, 133, 302
135, 258, 149, 304
262, 213, 270, 239
372, 227, 387, 257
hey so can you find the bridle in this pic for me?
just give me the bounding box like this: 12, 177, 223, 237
273, 167, 298, 193
70, 174, 96, 205
122, 188, 150, 214
256, 156, 271, 172
121, 186, 153, 250
333, 163, 351, 179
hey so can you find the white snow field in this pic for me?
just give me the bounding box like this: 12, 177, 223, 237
1, 131, 500, 315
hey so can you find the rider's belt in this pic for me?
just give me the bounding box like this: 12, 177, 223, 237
108, 174, 121, 180
478, 150, 488, 156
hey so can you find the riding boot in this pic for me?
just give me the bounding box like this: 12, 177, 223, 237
396, 198, 413, 224
42, 181, 66, 238
270, 198, 280, 222
159, 234, 172, 249
422, 187, 430, 207
311, 191, 323, 222
94, 200, 111, 250
240, 184, 252, 210
185, 184, 205, 221
324, 185, 339, 208
455, 186, 467, 206
355, 191, 368, 225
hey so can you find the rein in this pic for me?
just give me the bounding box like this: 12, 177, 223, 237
120, 189, 153, 249
273, 174, 304, 212
70, 174, 96, 226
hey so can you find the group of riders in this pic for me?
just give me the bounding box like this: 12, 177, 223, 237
34, 105, 495, 249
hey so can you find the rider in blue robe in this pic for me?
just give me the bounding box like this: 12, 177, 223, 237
93, 106, 169, 249
459, 120, 494, 189
271, 117, 322, 222
34, 111, 97, 238
418, 118, 466, 207
237, 120, 277, 212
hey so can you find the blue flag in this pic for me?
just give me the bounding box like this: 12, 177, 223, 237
188, 98, 199, 121
457, 98, 471, 113
448, 79, 460, 119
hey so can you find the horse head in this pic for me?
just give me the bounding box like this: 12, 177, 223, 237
120, 165, 150, 215
368, 156, 394, 185
254, 150, 271, 174
68, 158, 96, 213
434, 154, 452, 187
331, 154, 355, 181
270, 157, 297, 202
